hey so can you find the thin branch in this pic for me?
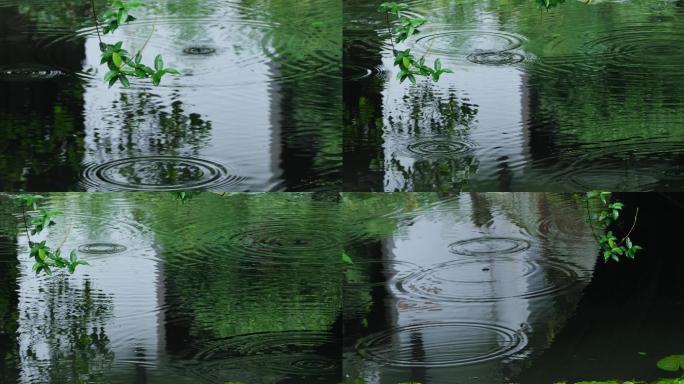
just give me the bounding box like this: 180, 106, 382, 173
618, 207, 639, 245
90, 0, 103, 45
584, 198, 601, 243
385, 11, 396, 52
20, 206, 32, 244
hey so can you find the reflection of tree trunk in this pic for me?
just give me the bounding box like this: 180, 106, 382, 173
524, 71, 560, 165
0, 7, 87, 190
342, 2, 386, 191
516, 193, 684, 383
409, 331, 427, 383
342, 240, 392, 343
0, 235, 20, 383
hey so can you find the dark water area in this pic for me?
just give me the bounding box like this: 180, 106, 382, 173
0, 0, 341, 192
0, 192, 682, 383
344, 0, 684, 191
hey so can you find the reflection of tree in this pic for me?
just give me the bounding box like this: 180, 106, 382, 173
0, 6, 87, 191
246, 0, 343, 191
387, 84, 480, 191
0, 196, 20, 382
96, 91, 212, 157
343, 0, 387, 191
145, 193, 343, 342
20, 278, 114, 383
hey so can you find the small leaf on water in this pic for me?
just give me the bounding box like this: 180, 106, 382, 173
657, 355, 684, 372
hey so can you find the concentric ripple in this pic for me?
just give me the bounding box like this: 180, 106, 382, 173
356, 322, 528, 367
467, 51, 525, 65
0, 65, 64, 82
414, 29, 525, 62
396, 258, 579, 302
448, 237, 531, 256
77, 243, 128, 255
81, 156, 242, 191
195, 331, 339, 376
182, 46, 217, 55
581, 28, 684, 71
407, 139, 473, 157
534, 26, 684, 76
62, 16, 338, 87
168, 219, 341, 265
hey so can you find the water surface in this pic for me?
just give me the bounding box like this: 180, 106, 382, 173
0, 0, 341, 191
2, 192, 683, 383
343, 0, 684, 191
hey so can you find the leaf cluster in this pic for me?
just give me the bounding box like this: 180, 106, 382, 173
96, 0, 179, 88
394, 50, 453, 83
15, 195, 88, 276
378, 2, 452, 83
101, 0, 144, 34
584, 191, 642, 263
29, 241, 87, 276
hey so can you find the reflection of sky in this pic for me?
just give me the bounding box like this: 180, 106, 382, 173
16, 198, 165, 382
359, 193, 598, 382
81, 3, 278, 190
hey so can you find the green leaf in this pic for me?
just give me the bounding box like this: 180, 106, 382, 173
119, 74, 130, 88
152, 71, 162, 86
116, 8, 128, 25
154, 55, 164, 71
402, 56, 410, 69
104, 70, 118, 83
657, 355, 684, 372
112, 52, 122, 68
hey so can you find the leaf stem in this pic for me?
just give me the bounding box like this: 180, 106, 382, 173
20, 206, 31, 244
584, 198, 601, 243
618, 207, 639, 246
385, 11, 396, 52
90, 0, 103, 45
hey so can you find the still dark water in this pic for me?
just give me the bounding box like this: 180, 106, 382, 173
2, 193, 682, 383
0, 0, 341, 192
344, 0, 684, 191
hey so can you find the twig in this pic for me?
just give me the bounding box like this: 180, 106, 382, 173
20, 206, 32, 244
385, 11, 396, 52
618, 207, 639, 246
90, 0, 103, 45
584, 199, 601, 243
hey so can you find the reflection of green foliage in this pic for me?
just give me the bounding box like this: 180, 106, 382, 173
149, 193, 343, 337
539, 0, 566, 9
386, 84, 480, 191
22, 279, 114, 384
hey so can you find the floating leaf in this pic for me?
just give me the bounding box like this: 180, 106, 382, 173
657, 355, 684, 372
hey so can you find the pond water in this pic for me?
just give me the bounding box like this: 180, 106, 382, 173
344, 0, 684, 191
0, 0, 341, 192
1, 192, 683, 383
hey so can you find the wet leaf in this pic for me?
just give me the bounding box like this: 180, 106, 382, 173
657, 355, 684, 372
